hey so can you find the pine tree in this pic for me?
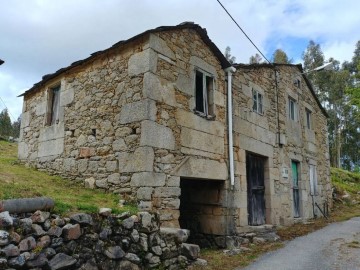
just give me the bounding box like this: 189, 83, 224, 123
0, 109, 12, 138
11, 116, 21, 138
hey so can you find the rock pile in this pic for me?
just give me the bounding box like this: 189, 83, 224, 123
0, 210, 201, 269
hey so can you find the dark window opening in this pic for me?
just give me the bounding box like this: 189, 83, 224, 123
46, 85, 60, 126
195, 71, 204, 113
195, 70, 214, 117
91, 129, 97, 137
306, 109, 312, 129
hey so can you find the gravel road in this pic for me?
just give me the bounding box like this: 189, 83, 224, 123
238, 217, 360, 270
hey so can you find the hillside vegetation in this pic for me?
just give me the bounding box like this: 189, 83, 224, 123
0, 140, 136, 215
331, 167, 360, 219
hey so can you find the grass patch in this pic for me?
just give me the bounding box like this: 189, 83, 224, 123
348, 241, 360, 248
0, 141, 136, 215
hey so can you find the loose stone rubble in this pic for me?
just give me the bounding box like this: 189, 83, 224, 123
0, 210, 201, 269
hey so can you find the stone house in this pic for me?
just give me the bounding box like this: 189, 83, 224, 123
18, 22, 331, 242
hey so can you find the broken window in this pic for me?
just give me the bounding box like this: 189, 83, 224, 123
306, 109, 312, 129
195, 69, 214, 118
46, 85, 60, 125
288, 97, 297, 121
252, 89, 263, 114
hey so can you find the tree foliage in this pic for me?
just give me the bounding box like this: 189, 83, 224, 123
249, 53, 263, 64
0, 109, 21, 139
224, 46, 236, 64
302, 40, 360, 170
272, 49, 292, 64
11, 116, 21, 138
0, 109, 12, 138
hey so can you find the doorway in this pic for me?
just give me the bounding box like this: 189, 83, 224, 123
292, 161, 301, 218
246, 152, 266, 226
179, 178, 225, 236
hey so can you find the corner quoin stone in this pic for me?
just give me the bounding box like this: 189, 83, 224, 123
140, 120, 175, 150
128, 48, 158, 76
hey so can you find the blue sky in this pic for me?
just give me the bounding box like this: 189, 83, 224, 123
0, 0, 359, 121
265, 36, 310, 63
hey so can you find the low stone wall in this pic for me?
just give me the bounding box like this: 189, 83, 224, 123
189, 225, 280, 249
0, 210, 203, 269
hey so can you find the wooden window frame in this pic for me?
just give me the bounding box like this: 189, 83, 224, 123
45, 85, 61, 126
288, 97, 297, 121
252, 89, 263, 114
194, 69, 215, 119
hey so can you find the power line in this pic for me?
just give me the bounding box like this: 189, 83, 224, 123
215, 0, 272, 64
0, 95, 16, 121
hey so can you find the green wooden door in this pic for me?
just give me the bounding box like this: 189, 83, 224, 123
292, 161, 300, 217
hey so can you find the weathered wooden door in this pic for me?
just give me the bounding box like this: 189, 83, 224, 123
292, 161, 300, 217
246, 153, 266, 226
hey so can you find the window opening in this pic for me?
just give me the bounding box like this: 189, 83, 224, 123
46, 85, 60, 125
306, 109, 312, 129
289, 97, 297, 121
195, 69, 214, 117
252, 89, 263, 114
309, 165, 318, 196
294, 79, 301, 88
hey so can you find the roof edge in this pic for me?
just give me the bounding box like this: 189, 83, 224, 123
234, 63, 328, 118
19, 22, 231, 97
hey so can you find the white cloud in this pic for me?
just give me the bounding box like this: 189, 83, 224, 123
323, 40, 358, 63
0, 72, 25, 121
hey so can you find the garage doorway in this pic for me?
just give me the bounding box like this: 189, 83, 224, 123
179, 178, 225, 236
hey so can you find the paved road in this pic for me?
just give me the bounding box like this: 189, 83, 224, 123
238, 217, 360, 270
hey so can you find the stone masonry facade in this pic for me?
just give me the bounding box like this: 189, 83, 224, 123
18, 23, 331, 239
232, 64, 331, 229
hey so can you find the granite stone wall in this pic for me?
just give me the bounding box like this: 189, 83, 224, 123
0, 210, 202, 269
19, 28, 231, 232
232, 65, 331, 230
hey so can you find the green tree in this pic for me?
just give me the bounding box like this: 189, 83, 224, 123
11, 116, 21, 138
342, 58, 360, 170
302, 41, 354, 169
0, 109, 12, 138
224, 46, 236, 64
272, 49, 292, 64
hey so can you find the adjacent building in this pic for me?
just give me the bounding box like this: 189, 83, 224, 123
18, 22, 331, 243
